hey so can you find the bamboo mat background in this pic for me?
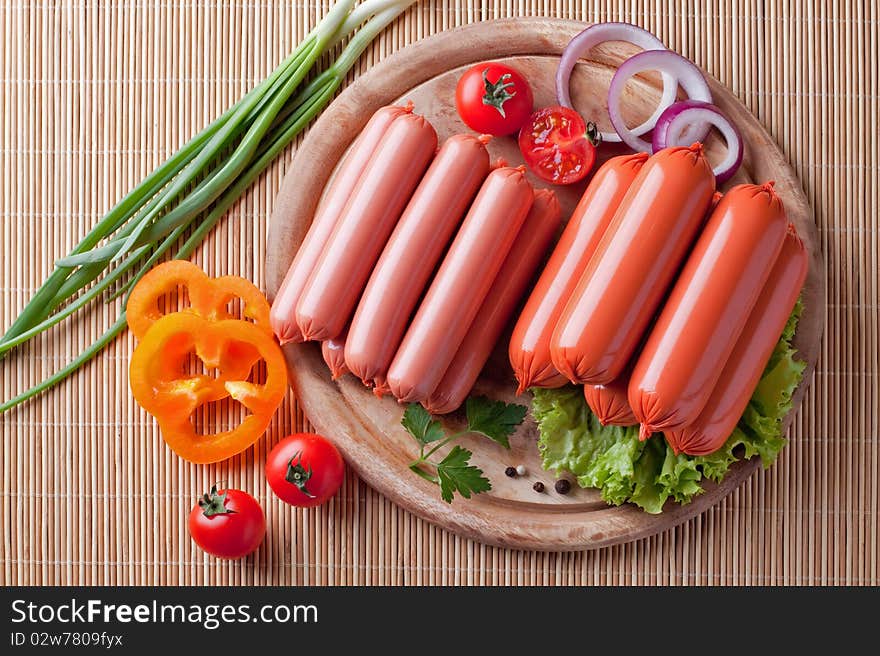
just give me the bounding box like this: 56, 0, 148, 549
1, 0, 877, 586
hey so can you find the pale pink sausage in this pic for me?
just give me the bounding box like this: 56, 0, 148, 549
386, 167, 535, 402
629, 182, 788, 440
665, 227, 808, 456
508, 153, 648, 394
295, 112, 438, 341
270, 103, 413, 344
344, 134, 491, 388
321, 328, 349, 380
423, 189, 561, 415
550, 144, 715, 385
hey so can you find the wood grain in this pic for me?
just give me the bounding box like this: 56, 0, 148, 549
266, 19, 824, 550
1, 0, 874, 585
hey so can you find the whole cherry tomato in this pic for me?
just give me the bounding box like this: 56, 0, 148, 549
455, 62, 533, 136
266, 433, 345, 508
188, 486, 265, 559
518, 106, 599, 184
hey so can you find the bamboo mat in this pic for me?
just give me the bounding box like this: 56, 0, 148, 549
1, 0, 876, 586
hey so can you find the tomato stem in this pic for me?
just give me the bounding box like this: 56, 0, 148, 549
285, 452, 316, 498
198, 485, 236, 517
586, 121, 602, 147
481, 68, 517, 118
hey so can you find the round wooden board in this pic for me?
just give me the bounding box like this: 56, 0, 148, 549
266, 19, 825, 551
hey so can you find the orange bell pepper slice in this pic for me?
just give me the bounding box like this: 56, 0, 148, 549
129, 313, 286, 464
126, 260, 271, 339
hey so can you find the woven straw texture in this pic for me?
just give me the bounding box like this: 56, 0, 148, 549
1, 1, 876, 586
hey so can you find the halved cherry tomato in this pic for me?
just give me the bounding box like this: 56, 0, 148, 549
455, 63, 533, 136
518, 106, 599, 185
266, 433, 345, 508
188, 486, 265, 560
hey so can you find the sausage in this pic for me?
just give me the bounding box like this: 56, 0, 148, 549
372, 157, 507, 399
665, 227, 808, 455
270, 103, 413, 344
509, 153, 648, 394
583, 375, 637, 426
321, 328, 349, 381
295, 112, 438, 341
550, 144, 716, 385
386, 167, 535, 402
424, 189, 561, 414
582, 189, 724, 427
344, 134, 491, 389
628, 182, 789, 440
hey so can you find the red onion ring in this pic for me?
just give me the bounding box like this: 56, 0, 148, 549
652, 98, 713, 150
656, 101, 743, 183
556, 22, 678, 144
608, 50, 711, 152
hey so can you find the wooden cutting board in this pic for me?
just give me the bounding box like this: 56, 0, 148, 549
265, 18, 825, 551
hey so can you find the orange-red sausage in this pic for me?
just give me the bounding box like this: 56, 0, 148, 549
508, 153, 648, 394
344, 134, 491, 389
321, 328, 349, 381
295, 112, 437, 341
551, 144, 716, 385
270, 103, 413, 344
583, 188, 723, 427
629, 182, 789, 439
583, 375, 637, 426
665, 227, 808, 455
424, 189, 561, 414
387, 167, 534, 402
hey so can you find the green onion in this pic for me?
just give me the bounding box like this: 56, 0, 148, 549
0, 0, 417, 414
0, 317, 130, 415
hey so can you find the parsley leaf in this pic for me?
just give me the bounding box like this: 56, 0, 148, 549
465, 396, 527, 449
436, 446, 491, 503
404, 396, 527, 502
401, 403, 445, 447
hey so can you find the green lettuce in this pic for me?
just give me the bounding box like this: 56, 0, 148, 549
534, 300, 806, 514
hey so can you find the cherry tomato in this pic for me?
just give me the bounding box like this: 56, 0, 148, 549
455, 62, 533, 136
188, 486, 265, 559
266, 433, 345, 508
518, 106, 599, 185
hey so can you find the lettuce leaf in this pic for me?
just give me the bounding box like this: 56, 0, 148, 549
534, 300, 806, 514
629, 437, 668, 514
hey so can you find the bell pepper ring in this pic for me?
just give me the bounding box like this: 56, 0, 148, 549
129, 313, 287, 464
125, 259, 272, 339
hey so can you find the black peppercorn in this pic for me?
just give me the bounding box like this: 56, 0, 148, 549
555, 478, 571, 495
504, 466, 517, 478
533, 481, 545, 493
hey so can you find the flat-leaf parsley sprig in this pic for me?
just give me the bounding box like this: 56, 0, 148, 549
402, 397, 527, 503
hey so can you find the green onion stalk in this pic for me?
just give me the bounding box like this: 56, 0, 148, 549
0, 0, 417, 414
